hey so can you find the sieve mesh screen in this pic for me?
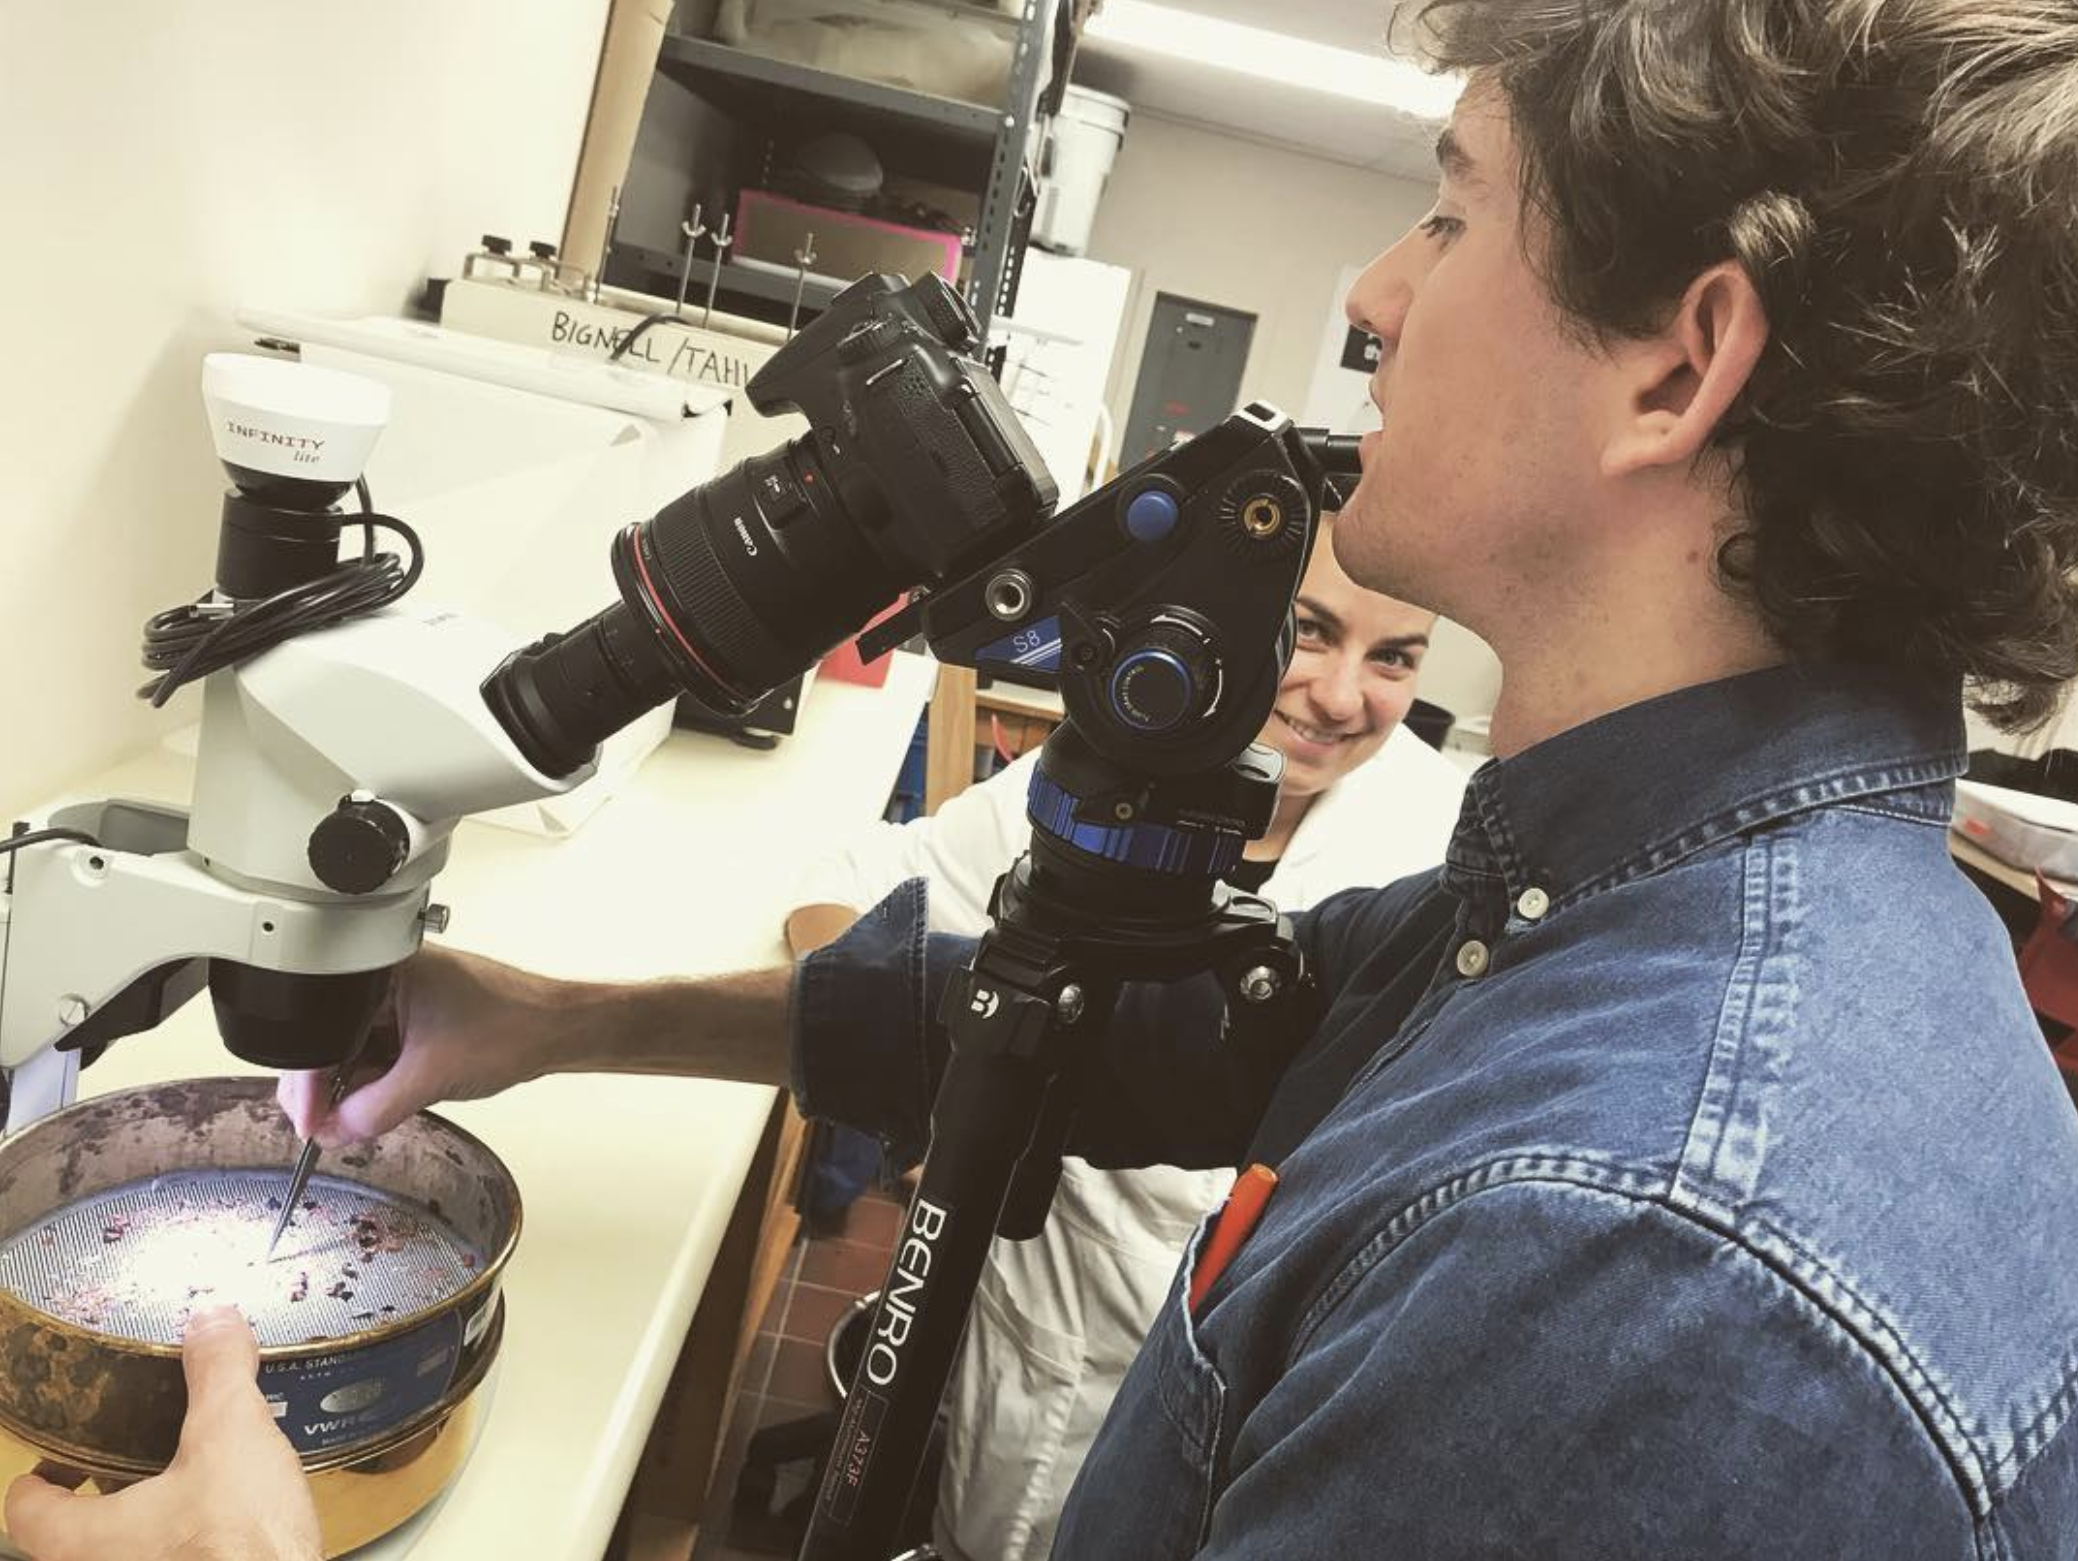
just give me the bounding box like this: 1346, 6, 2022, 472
0, 1171, 483, 1347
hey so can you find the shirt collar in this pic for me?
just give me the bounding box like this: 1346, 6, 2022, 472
1441, 663, 1966, 912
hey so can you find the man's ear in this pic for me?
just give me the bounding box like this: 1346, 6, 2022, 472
1600, 262, 1770, 479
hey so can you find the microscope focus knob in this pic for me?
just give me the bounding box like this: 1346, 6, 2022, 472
309, 796, 411, 896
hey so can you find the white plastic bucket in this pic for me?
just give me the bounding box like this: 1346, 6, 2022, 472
1033, 86, 1131, 256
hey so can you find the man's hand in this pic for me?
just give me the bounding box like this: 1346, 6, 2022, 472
279, 943, 796, 1150
279, 943, 564, 1149
5, 1308, 321, 1561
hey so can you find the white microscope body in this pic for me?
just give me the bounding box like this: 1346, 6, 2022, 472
0, 356, 589, 1129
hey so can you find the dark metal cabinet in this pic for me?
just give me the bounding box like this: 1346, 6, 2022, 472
1121, 292, 1258, 465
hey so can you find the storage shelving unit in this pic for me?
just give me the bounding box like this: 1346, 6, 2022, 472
607, 0, 1063, 339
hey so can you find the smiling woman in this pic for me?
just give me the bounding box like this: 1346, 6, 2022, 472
1262, 514, 1435, 835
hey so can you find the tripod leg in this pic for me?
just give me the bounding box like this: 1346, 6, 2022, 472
797, 965, 1067, 1561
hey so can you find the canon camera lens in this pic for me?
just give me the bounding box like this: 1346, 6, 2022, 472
481, 270, 1056, 781
483, 438, 905, 778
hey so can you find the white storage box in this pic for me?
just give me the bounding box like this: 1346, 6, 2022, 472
1954, 779, 2078, 880
435, 278, 809, 476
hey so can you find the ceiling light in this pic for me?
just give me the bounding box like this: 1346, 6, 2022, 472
1083, 1, 1462, 119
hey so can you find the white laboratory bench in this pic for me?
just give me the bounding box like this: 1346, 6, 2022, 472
52, 652, 938, 1560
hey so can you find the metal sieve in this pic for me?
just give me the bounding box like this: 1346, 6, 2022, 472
0, 1171, 483, 1348
0, 1078, 521, 1558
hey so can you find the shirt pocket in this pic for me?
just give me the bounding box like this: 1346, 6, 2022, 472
1051, 1214, 1230, 1559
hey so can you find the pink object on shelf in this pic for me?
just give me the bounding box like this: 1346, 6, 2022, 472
733, 190, 965, 284
820, 600, 906, 688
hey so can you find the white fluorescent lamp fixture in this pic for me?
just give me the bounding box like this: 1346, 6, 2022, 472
1085, 0, 1462, 118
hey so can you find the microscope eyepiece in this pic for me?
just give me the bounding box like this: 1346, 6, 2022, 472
481, 602, 685, 780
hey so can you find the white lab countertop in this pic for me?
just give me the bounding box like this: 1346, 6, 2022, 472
54, 653, 937, 1560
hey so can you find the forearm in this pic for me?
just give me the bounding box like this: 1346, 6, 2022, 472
792, 880, 1282, 1169
535, 965, 796, 1088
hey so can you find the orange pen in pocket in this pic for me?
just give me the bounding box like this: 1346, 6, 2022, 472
1189, 1163, 1279, 1315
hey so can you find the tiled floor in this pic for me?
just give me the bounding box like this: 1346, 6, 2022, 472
689, 1181, 910, 1561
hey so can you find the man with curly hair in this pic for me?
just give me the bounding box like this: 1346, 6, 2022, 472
40, 2, 2078, 1558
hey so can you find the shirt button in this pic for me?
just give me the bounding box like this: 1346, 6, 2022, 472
1516, 887, 1550, 921
1455, 940, 1491, 978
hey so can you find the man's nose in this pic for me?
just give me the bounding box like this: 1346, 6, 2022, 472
1345, 234, 1419, 347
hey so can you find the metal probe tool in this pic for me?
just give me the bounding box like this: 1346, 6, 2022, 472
265, 1061, 355, 1259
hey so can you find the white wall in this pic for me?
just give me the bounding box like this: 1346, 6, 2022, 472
1969, 698, 2078, 758
1085, 113, 1434, 443
0, 3, 609, 818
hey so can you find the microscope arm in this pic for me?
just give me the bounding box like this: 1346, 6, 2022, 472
0, 801, 433, 1069
0, 603, 591, 1095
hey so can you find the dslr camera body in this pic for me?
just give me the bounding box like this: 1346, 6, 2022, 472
486, 274, 1056, 778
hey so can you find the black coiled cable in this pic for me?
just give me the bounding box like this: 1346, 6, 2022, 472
137, 479, 424, 708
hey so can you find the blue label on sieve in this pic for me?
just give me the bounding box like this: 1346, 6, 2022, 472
258, 1308, 466, 1455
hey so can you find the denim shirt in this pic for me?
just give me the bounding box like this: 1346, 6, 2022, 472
793, 665, 2078, 1559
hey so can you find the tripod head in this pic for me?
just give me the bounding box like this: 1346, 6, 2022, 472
874, 400, 1343, 781
798, 413, 1353, 1561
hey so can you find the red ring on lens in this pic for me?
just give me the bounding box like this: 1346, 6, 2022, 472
628, 528, 742, 700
